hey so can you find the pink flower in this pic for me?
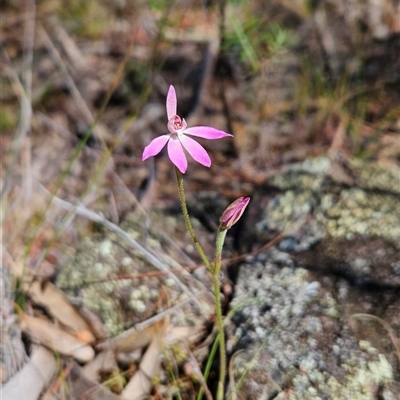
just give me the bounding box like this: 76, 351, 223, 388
142, 85, 232, 173
219, 197, 250, 230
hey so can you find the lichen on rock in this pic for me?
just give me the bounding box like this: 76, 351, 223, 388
229, 157, 400, 398
56, 210, 212, 336
229, 248, 398, 399
259, 156, 400, 246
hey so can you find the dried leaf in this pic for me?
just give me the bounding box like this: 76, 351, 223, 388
27, 280, 96, 343
20, 313, 95, 363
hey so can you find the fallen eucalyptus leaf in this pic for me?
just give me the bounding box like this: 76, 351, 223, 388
20, 313, 95, 363
27, 280, 96, 343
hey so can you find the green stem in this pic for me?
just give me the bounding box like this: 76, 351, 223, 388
214, 227, 227, 274
213, 227, 227, 400
213, 272, 226, 400
175, 167, 228, 399
175, 168, 212, 271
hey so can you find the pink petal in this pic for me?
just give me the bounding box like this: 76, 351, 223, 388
183, 126, 233, 140
166, 85, 177, 120
180, 135, 211, 168
167, 136, 188, 173
142, 135, 170, 160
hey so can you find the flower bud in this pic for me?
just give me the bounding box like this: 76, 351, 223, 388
219, 197, 250, 230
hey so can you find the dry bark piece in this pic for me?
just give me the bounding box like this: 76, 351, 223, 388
27, 279, 96, 343
20, 313, 95, 363
2, 346, 57, 400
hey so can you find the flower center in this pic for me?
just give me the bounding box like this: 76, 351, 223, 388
172, 116, 182, 130
168, 115, 187, 134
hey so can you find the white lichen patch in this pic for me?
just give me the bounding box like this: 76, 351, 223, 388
99, 239, 113, 257
368, 354, 393, 383
130, 289, 142, 300
129, 299, 146, 313
121, 256, 132, 267
138, 285, 151, 300
165, 278, 176, 287
326, 189, 400, 238
326, 353, 393, 398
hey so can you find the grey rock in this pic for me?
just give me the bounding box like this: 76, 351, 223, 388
228, 157, 400, 399
258, 156, 400, 284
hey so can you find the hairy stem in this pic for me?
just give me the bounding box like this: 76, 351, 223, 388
214, 227, 227, 400
175, 168, 227, 399
175, 168, 212, 271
